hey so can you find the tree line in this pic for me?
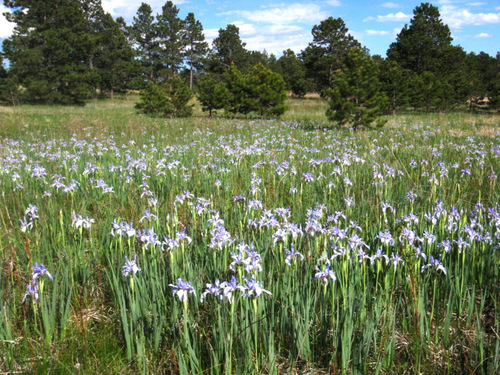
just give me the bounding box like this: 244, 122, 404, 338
1, 1, 499, 126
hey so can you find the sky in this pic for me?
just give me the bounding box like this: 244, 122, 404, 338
1, 0, 499, 58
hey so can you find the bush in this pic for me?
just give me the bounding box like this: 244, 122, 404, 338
136, 77, 193, 117
326, 49, 388, 130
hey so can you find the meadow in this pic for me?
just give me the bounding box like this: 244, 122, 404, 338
0, 97, 499, 374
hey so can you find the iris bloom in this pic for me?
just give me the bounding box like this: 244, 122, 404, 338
241, 276, 272, 298
169, 278, 196, 302
23, 282, 39, 303
122, 255, 140, 277
32, 262, 53, 281
285, 244, 304, 266
314, 265, 337, 286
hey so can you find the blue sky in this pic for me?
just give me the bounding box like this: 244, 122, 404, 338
1, 0, 499, 57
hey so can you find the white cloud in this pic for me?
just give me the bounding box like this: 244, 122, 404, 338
364, 12, 411, 22
227, 3, 329, 25
324, 0, 342, 6
0, 6, 15, 39
227, 21, 308, 55
381, 2, 400, 8
366, 30, 390, 35
475, 32, 490, 37
440, 5, 500, 28
101, 0, 187, 20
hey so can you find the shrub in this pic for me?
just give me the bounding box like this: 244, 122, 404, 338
136, 77, 193, 117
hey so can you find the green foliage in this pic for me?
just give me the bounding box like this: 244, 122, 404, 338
182, 12, 208, 90
154, 1, 184, 80
93, 13, 135, 99
278, 49, 313, 98
326, 49, 388, 130
301, 17, 362, 95
223, 64, 288, 118
197, 73, 229, 116
378, 60, 410, 114
248, 63, 288, 118
223, 64, 253, 116
387, 2, 452, 74
207, 24, 248, 75
129, 3, 157, 86
2, 0, 93, 105
136, 77, 193, 118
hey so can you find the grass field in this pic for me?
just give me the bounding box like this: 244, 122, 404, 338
0, 97, 499, 374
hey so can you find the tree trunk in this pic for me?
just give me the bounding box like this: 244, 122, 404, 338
189, 54, 194, 90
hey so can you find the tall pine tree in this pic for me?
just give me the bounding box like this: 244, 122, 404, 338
155, 1, 184, 80
94, 13, 135, 99
182, 12, 208, 89
387, 3, 452, 75
3, 0, 93, 105
130, 3, 157, 84
301, 17, 361, 95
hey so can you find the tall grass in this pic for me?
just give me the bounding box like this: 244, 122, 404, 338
0, 97, 499, 374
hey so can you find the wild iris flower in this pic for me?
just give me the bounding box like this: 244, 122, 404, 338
122, 255, 140, 277
241, 276, 272, 298
22, 282, 39, 303
23, 263, 53, 303
421, 255, 447, 275
314, 265, 336, 286
32, 262, 54, 281
169, 278, 196, 302
285, 244, 304, 266
200, 280, 222, 303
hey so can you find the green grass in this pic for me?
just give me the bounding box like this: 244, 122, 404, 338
0, 96, 499, 374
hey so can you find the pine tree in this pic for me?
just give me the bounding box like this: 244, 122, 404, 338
182, 12, 208, 90
223, 64, 251, 116
208, 24, 248, 74
155, 1, 184, 80
278, 49, 312, 97
301, 17, 361, 95
2, 0, 93, 105
130, 3, 157, 84
326, 49, 388, 130
248, 63, 288, 118
378, 60, 410, 114
136, 77, 193, 118
94, 13, 135, 99
197, 73, 229, 117
387, 3, 452, 75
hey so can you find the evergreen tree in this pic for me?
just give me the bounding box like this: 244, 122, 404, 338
130, 3, 157, 84
136, 77, 193, 117
247, 63, 288, 118
488, 53, 500, 110
3, 0, 93, 105
222, 63, 288, 118
387, 3, 452, 75
223, 64, 252, 116
80, 0, 106, 97
378, 59, 410, 114
409, 71, 445, 111
326, 49, 388, 130
278, 49, 313, 97
197, 73, 229, 116
94, 13, 135, 99
182, 13, 208, 90
209, 24, 248, 74
301, 17, 361, 95
155, 1, 184, 80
